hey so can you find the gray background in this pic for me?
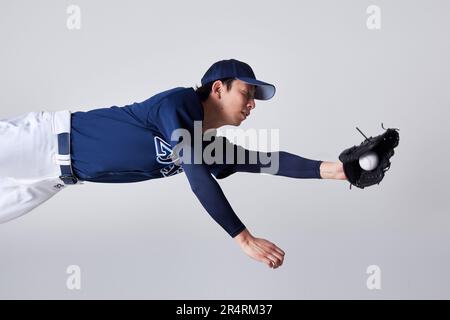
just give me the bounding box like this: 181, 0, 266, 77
1, 0, 449, 299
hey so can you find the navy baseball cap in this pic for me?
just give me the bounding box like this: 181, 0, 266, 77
201, 59, 276, 100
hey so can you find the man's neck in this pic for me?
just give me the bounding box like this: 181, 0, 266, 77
201, 99, 225, 133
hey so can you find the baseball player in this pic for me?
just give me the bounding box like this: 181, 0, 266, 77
1, 59, 348, 269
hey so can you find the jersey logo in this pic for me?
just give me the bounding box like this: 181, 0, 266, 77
161, 163, 184, 177
154, 136, 183, 177
154, 136, 176, 164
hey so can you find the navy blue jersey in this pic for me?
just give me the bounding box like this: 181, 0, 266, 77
70, 87, 323, 237
71, 87, 197, 182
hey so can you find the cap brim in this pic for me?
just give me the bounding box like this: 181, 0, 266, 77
237, 77, 276, 100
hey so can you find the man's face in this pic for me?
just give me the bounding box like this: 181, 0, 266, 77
219, 79, 256, 126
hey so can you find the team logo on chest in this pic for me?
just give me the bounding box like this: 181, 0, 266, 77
154, 136, 183, 177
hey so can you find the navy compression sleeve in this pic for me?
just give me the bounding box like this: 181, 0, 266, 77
209, 137, 323, 180
181, 151, 246, 238
234, 150, 323, 178
180, 143, 321, 237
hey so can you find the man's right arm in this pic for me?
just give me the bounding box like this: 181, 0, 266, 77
180, 151, 246, 238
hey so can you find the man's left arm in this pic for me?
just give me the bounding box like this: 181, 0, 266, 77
210, 137, 346, 180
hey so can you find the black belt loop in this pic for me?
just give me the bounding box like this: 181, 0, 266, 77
57, 132, 78, 185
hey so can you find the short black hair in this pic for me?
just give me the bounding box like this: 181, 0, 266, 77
195, 78, 235, 102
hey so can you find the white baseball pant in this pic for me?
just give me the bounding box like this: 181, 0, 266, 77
0, 110, 82, 223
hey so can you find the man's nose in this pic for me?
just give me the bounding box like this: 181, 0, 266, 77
247, 98, 256, 110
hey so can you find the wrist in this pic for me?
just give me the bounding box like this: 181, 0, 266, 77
320, 161, 337, 179
234, 228, 252, 245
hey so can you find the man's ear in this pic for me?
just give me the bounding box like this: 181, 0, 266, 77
212, 80, 222, 98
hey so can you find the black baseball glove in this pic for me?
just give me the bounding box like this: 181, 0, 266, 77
339, 124, 400, 189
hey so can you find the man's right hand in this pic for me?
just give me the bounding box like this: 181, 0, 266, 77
234, 228, 285, 269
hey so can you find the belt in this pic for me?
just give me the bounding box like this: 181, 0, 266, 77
57, 132, 78, 185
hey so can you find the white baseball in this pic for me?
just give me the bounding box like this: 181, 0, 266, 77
359, 151, 379, 171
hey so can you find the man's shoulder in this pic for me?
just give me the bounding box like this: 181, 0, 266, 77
157, 87, 203, 117
138, 87, 192, 108
162, 87, 202, 109
155, 87, 196, 103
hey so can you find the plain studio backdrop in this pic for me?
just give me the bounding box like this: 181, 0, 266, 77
0, 0, 449, 299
